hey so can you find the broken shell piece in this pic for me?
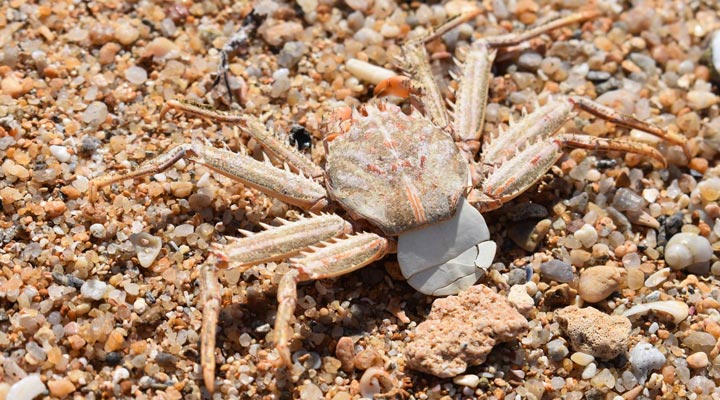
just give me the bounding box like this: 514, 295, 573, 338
644, 268, 670, 288
346, 58, 397, 85
622, 300, 689, 324
130, 232, 162, 268
358, 367, 398, 399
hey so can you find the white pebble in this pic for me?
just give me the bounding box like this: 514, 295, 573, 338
7, 374, 47, 400
82, 101, 108, 126
81, 279, 108, 300
687, 90, 718, 110
133, 298, 147, 314
574, 224, 598, 248
665, 233, 712, 270
453, 374, 480, 388
581, 363, 598, 379
124, 66, 147, 84
346, 58, 396, 85
112, 367, 130, 384
49, 145, 71, 163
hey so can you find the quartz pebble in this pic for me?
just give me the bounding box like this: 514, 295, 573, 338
687, 352, 709, 369
453, 374, 480, 388
570, 352, 595, 366
47, 378, 76, 398
81, 279, 108, 300
508, 284, 534, 314
540, 259, 574, 283
7, 374, 47, 400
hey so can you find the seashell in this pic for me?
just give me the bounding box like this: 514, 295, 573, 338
346, 58, 396, 85
129, 232, 162, 268
644, 268, 670, 288
622, 300, 689, 324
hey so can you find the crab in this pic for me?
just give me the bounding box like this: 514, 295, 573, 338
89, 7, 687, 393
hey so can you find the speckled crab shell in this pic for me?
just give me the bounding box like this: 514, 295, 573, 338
324, 103, 468, 236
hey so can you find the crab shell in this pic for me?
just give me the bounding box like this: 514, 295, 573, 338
325, 103, 496, 296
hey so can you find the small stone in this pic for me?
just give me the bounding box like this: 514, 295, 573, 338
49, 145, 71, 163
48, 378, 76, 398
508, 284, 534, 314
336, 337, 355, 372
406, 285, 528, 377
453, 374, 481, 388
81, 279, 108, 300
299, 383, 323, 399
506, 268, 527, 286
143, 37, 178, 59
556, 306, 631, 360
508, 219, 551, 251
540, 259, 574, 283
574, 224, 598, 248
682, 331, 716, 355
82, 101, 108, 126
629, 342, 665, 384
105, 329, 125, 352
7, 374, 47, 400
170, 181, 193, 198
115, 22, 139, 45
687, 90, 718, 110
124, 66, 147, 85
644, 268, 670, 288
89, 223, 106, 239
570, 352, 595, 366
45, 201, 67, 218
687, 352, 709, 369
577, 265, 622, 303
546, 339, 569, 361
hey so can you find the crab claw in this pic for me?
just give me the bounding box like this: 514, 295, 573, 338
374, 76, 412, 98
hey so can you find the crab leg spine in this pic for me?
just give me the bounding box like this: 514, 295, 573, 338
220, 214, 353, 268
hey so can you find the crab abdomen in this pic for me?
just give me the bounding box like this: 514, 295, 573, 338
325, 103, 468, 236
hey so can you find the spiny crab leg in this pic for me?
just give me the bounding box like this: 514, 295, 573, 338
275, 233, 389, 367
161, 100, 325, 179
201, 214, 353, 392
89, 142, 328, 210
471, 96, 672, 212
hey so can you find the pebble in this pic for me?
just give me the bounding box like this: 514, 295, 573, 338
336, 337, 355, 372
570, 352, 595, 366
546, 339, 569, 361
82, 101, 108, 126
686, 352, 709, 369
686, 90, 718, 110
48, 378, 76, 398
556, 306, 631, 360
581, 363, 598, 379
7, 374, 47, 400
518, 52, 543, 70
49, 145, 71, 163
114, 22, 139, 45
682, 331, 716, 355
508, 219, 551, 251
81, 279, 108, 300
644, 268, 670, 288
664, 233, 713, 270
574, 224, 598, 248
629, 342, 666, 384
124, 66, 147, 84
578, 265, 621, 303
45, 201, 67, 218
508, 284, 534, 314
453, 374, 481, 388
540, 259, 574, 283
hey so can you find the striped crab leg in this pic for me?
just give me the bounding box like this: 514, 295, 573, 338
470, 96, 678, 212
160, 100, 325, 179
201, 214, 351, 392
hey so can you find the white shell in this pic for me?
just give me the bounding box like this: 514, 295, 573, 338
622, 300, 689, 324
398, 198, 496, 296
130, 232, 162, 268
7, 374, 47, 400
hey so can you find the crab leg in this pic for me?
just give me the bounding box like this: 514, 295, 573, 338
471, 95, 672, 212
90, 142, 328, 210
275, 233, 389, 367
161, 100, 325, 179
201, 214, 353, 392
